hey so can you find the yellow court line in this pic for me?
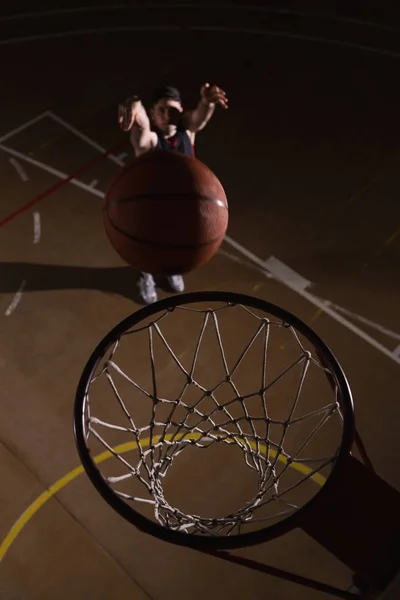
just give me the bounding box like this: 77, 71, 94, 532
384, 225, 400, 248
0, 434, 326, 562
363, 222, 400, 269
310, 308, 323, 322
0, 464, 84, 561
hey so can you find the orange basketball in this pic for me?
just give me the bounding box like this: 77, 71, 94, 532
103, 150, 229, 275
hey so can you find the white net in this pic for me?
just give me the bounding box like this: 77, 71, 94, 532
81, 300, 345, 538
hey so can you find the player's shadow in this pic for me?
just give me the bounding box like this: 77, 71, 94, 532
0, 261, 151, 305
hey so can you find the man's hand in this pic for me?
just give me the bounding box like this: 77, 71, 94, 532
118, 95, 141, 131
200, 83, 228, 109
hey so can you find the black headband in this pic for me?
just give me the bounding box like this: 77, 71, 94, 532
151, 85, 181, 105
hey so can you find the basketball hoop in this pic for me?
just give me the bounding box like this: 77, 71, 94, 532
74, 291, 354, 550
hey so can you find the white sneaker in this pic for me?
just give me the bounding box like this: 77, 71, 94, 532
137, 273, 157, 304
166, 275, 184, 293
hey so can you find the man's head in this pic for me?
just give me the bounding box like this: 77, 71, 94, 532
150, 85, 183, 137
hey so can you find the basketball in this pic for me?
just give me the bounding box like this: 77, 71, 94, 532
103, 150, 229, 275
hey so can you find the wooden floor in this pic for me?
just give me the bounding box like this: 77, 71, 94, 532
1, 2, 400, 599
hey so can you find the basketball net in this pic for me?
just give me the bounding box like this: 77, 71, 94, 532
80, 299, 348, 537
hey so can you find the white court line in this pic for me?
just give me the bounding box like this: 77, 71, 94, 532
47, 112, 125, 167
0, 112, 47, 143
218, 248, 273, 277
323, 301, 400, 342
5, 281, 26, 316
1, 24, 400, 60
0, 4, 398, 34
2, 131, 396, 365
9, 158, 29, 182
225, 238, 400, 366
0, 144, 104, 198
0, 26, 182, 47
264, 256, 311, 290
2, 111, 397, 367
47, 112, 125, 166
89, 179, 98, 188
189, 25, 400, 60
33, 212, 41, 244
265, 259, 400, 342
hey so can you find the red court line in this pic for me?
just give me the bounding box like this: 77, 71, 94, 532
0, 139, 127, 228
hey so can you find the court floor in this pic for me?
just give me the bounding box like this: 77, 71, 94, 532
1, 3, 400, 599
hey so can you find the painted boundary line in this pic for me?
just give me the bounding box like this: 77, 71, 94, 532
0, 23, 399, 60
0, 112, 47, 143
0, 435, 326, 562
0, 113, 399, 365
0, 137, 126, 227
0, 4, 398, 33
225, 239, 400, 366
47, 112, 125, 167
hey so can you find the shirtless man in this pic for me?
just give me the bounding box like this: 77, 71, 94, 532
118, 82, 228, 304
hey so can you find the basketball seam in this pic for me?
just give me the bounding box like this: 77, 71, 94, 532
105, 212, 226, 249
108, 194, 227, 207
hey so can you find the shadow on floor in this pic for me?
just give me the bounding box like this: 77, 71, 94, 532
0, 261, 173, 306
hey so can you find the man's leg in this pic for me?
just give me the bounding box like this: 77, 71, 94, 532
137, 272, 157, 304
166, 275, 185, 293
137, 274, 184, 304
